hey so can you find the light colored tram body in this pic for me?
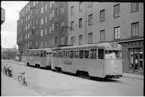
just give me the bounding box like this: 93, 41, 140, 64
23, 48, 52, 68
51, 42, 123, 79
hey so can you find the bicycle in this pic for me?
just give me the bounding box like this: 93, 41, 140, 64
3, 65, 12, 77
18, 72, 27, 86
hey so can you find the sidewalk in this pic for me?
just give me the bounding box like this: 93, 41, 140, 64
123, 73, 144, 80
1, 74, 41, 96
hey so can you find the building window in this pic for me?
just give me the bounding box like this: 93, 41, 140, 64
70, 36, 75, 45
131, 22, 139, 37
27, 33, 29, 38
79, 35, 83, 45
114, 4, 120, 18
33, 2, 36, 6
36, 9, 38, 14
55, 23, 58, 30
61, 21, 65, 28
28, 15, 30, 19
26, 34, 27, 39
114, 26, 120, 39
50, 2, 52, 8
45, 28, 47, 35
71, 21, 74, 31
36, 19, 38, 24
131, 3, 139, 13
55, 8, 58, 17
60, 37, 65, 44
52, 10, 54, 17
36, 41, 38, 46
45, 4, 47, 11
100, 30, 105, 42
79, 18, 83, 28
41, 18, 43, 25
61, 5, 65, 15
45, 41, 47, 47
79, 2, 83, 12
88, 14, 93, 25
88, 32, 93, 44
26, 25, 27, 30
45, 16, 47, 23
41, 29, 43, 36
28, 24, 29, 29
50, 13, 52, 20
41, 6, 43, 13
88, 2, 93, 7
49, 26, 51, 33
52, 24, 54, 31
55, 37, 58, 45
100, 9, 105, 22
41, 41, 43, 48
71, 6, 74, 15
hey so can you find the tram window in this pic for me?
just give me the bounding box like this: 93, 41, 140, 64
62, 51, 65, 58
41, 51, 43, 57
105, 50, 122, 59
59, 52, 62, 58
90, 49, 96, 59
79, 50, 84, 59
44, 51, 46, 57
66, 51, 69, 58
63, 51, 65, 58
74, 51, 78, 58
65, 51, 67, 58
85, 50, 89, 59
70, 50, 73, 58
98, 49, 104, 59
53, 52, 55, 57
68, 51, 70, 58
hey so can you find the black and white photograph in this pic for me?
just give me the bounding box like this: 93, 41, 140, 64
1, 1, 144, 96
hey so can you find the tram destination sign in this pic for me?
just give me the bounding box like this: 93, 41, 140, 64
64, 60, 72, 65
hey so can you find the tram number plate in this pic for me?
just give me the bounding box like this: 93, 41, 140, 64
64, 60, 72, 65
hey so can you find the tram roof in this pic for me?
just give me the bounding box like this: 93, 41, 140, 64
52, 42, 122, 50
25, 48, 52, 51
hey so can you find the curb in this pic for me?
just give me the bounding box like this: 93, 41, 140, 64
123, 73, 144, 80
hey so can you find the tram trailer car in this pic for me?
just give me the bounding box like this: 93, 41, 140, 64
23, 48, 52, 68
51, 42, 123, 79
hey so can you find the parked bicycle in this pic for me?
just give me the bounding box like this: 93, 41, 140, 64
18, 72, 27, 86
3, 65, 12, 77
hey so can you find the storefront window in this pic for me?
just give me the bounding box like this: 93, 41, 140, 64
128, 47, 144, 75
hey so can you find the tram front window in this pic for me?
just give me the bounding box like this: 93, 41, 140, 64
105, 50, 122, 59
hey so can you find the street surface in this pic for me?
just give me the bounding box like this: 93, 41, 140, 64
1, 59, 144, 96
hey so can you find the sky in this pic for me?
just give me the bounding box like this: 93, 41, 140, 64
1, 1, 28, 48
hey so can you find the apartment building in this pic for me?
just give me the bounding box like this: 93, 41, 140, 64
68, 2, 144, 74
17, 1, 68, 53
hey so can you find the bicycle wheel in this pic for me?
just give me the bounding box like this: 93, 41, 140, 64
18, 75, 23, 84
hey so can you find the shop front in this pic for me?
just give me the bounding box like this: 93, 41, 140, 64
119, 39, 144, 75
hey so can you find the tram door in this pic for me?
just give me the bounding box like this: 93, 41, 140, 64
46, 51, 52, 67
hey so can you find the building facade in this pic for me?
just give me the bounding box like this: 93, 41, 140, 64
17, 1, 68, 53
68, 2, 144, 75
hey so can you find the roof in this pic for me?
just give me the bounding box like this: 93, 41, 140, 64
52, 42, 122, 50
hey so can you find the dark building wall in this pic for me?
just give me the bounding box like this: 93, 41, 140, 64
17, 1, 69, 51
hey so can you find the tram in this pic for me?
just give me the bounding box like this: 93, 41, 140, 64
51, 42, 123, 79
22, 48, 52, 68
